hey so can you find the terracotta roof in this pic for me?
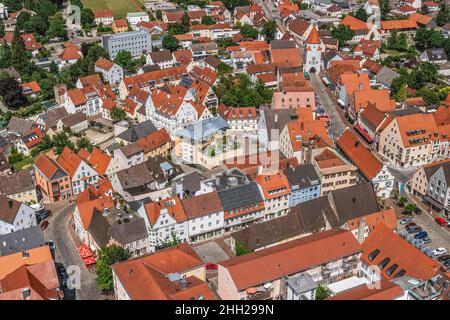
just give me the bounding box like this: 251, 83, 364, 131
20, 33, 43, 51
78, 74, 103, 87
181, 192, 223, 219
66, 88, 87, 106
347, 208, 397, 232
339, 72, 371, 97
93, 9, 114, 18
255, 170, 291, 200
95, 57, 115, 71
220, 229, 362, 291
314, 148, 347, 169
86, 148, 112, 176
326, 64, 357, 85
112, 243, 213, 300
434, 105, 450, 127
136, 128, 170, 153
328, 278, 404, 300
288, 18, 310, 37
190, 66, 218, 86
361, 223, 440, 280
360, 103, 386, 128
354, 39, 381, 57
395, 113, 447, 147
342, 15, 370, 31
336, 129, 382, 180
173, 49, 193, 66
34, 154, 67, 180
174, 34, 193, 41
381, 20, 417, 30
21, 81, 41, 93
143, 196, 187, 226
354, 89, 396, 113
220, 106, 257, 120
362, 59, 383, 74
398, 4, 416, 11
0, 246, 53, 279
114, 19, 128, 28
75, 189, 114, 229
57, 147, 83, 177
405, 97, 426, 107
305, 25, 321, 44
60, 45, 81, 61
271, 46, 302, 68
123, 66, 187, 88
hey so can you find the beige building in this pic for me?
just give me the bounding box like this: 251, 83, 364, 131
0, 171, 38, 205
412, 159, 450, 197
218, 229, 362, 300
378, 112, 449, 168
312, 148, 358, 195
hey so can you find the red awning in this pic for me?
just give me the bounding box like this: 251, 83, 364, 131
83, 256, 96, 266
80, 251, 93, 259
78, 244, 90, 253
246, 287, 257, 295
354, 124, 373, 143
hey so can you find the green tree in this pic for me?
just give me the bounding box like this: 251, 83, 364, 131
0, 20, 5, 38
221, 0, 250, 10
110, 107, 127, 122
47, 12, 67, 39
53, 132, 75, 154
11, 28, 29, 73
181, 12, 190, 26
162, 34, 180, 51
24, 15, 48, 36
355, 8, 368, 22
81, 8, 95, 29
240, 24, 258, 39
404, 203, 417, 215
331, 25, 355, 48
8, 147, 24, 164
201, 15, 216, 25
33, 0, 58, 20
0, 77, 27, 109
168, 22, 190, 35
217, 62, 233, 76
114, 51, 134, 71
156, 10, 163, 20
95, 245, 131, 291
315, 286, 332, 300
418, 87, 440, 105
262, 21, 277, 42
77, 136, 94, 152
16, 11, 32, 31
216, 37, 236, 49
398, 196, 408, 207
235, 240, 251, 256
437, 3, 449, 26
379, 0, 391, 20
0, 44, 12, 68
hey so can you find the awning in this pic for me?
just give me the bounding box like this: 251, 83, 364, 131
337, 99, 346, 106
322, 77, 330, 85
83, 256, 96, 266
354, 124, 374, 143
423, 195, 444, 211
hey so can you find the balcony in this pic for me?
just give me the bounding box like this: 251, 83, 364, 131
247, 289, 272, 300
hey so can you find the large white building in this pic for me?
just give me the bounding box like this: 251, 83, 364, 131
0, 196, 37, 235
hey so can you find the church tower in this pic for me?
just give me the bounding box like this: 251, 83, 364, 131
303, 25, 323, 74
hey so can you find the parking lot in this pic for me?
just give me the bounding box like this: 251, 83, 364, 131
397, 215, 450, 271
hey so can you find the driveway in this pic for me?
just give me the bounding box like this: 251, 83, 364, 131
43, 201, 104, 300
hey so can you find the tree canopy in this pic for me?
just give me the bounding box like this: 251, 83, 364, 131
95, 245, 131, 291
214, 74, 273, 107
331, 25, 355, 48
240, 24, 259, 39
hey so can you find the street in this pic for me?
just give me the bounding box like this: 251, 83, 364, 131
44, 201, 103, 300
310, 73, 346, 140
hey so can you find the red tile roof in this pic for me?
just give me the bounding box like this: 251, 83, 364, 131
136, 128, 171, 153
336, 129, 382, 180
95, 57, 115, 71
328, 279, 404, 300
361, 223, 440, 280
381, 20, 417, 30
143, 196, 187, 225
220, 229, 362, 291
34, 153, 67, 180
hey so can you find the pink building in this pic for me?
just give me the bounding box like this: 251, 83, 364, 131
272, 88, 315, 110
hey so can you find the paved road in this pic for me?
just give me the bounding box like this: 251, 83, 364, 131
44, 202, 103, 300
310, 74, 346, 141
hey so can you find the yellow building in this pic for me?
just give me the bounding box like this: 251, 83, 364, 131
112, 19, 128, 33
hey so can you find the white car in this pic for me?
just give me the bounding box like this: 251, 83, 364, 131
432, 248, 447, 257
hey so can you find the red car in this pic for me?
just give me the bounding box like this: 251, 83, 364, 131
205, 263, 218, 270
435, 217, 447, 227
40, 220, 49, 230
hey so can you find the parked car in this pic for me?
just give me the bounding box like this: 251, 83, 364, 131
40, 220, 49, 230
400, 218, 413, 225
435, 217, 447, 226
205, 263, 218, 270
432, 247, 447, 257
437, 255, 450, 262
422, 237, 432, 244
443, 260, 450, 268
414, 208, 422, 215
414, 231, 428, 239
406, 225, 422, 234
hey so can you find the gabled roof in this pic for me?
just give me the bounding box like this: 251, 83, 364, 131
136, 128, 171, 153
95, 57, 115, 71
336, 129, 382, 180
381, 19, 417, 30
34, 153, 68, 181
328, 278, 404, 300
305, 25, 321, 44
361, 223, 440, 280
143, 196, 186, 225
353, 89, 396, 113
218, 182, 263, 212
0, 195, 22, 224
220, 229, 362, 291
57, 147, 84, 177
111, 243, 213, 300
181, 192, 223, 219
86, 148, 112, 176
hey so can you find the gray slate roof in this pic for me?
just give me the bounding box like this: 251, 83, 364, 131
0, 226, 45, 256
116, 119, 157, 143
0, 170, 35, 196
39, 107, 69, 129
375, 67, 400, 87
283, 164, 320, 189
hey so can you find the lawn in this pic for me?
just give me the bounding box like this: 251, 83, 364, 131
82, 0, 144, 18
